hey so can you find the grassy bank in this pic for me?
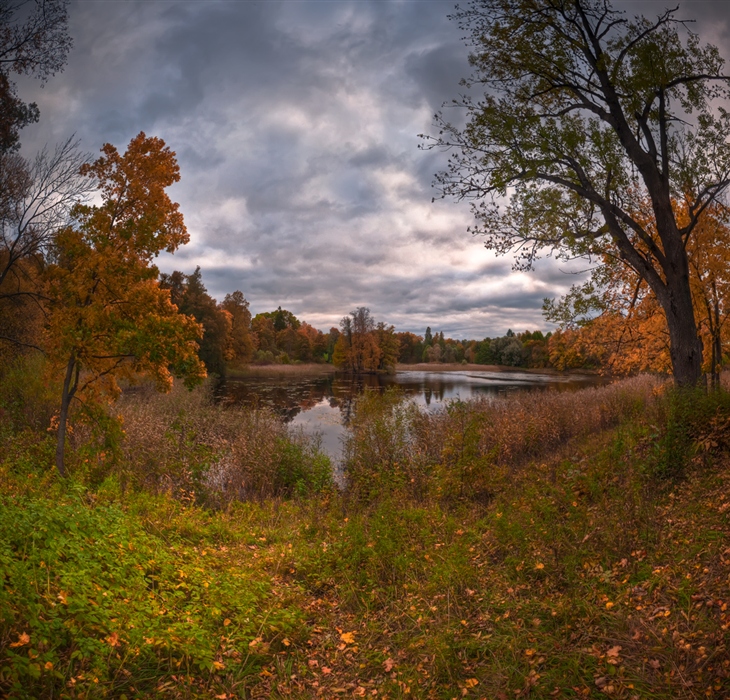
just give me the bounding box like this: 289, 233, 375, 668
0, 371, 728, 698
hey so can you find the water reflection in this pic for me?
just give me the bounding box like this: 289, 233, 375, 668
217, 369, 606, 464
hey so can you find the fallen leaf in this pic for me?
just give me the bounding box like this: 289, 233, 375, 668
9, 633, 30, 648
340, 631, 356, 645
383, 658, 395, 672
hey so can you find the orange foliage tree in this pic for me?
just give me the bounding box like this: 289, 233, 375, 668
546, 202, 730, 381
44, 133, 206, 476
334, 307, 397, 373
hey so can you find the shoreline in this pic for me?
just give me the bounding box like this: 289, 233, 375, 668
225, 362, 603, 377
396, 362, 603, 375
225, 363, 337, 377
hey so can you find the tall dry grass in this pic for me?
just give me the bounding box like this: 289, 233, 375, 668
114, 381, 331, 505
344, 374, 664, 503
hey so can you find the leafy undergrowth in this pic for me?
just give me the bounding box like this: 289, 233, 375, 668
1, 390, 729, 698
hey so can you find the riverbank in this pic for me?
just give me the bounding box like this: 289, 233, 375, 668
228, 362, 603, 376
1, 377, 728, 698
226, 362, 337, 377
396, 362, 604, 375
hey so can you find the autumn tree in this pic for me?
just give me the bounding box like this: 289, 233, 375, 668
427, 0, 730, 386
251, 314, 277, 359
334, 308, 391, 373
396, 331, 424, 364
160, 267, 233, 376
546, 203, 730, 382
685, 205, 730, 387
45, 133, 206, 476
221, 290, 255, 366
374, 321, 399, 370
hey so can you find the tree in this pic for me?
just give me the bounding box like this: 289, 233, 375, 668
45, 133, 206, 476
221, 290, 255, 366
334, 308, 387, 373
162, 267, 232, 376
427, 0, 730, 386
0, 139, 90, 304
251, 314, 277, 356
395, 331, 424, 364
375, 321, 399, 370
0, 0, 71, 154
546, 202, 730, 382
0, 1, 80, 352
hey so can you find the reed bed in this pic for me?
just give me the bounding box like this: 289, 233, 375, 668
115, 381, 332, 505
344, 374, 664, 502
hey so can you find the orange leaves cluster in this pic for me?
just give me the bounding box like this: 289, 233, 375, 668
550, 202, 730, 378
44, 132, 206, 410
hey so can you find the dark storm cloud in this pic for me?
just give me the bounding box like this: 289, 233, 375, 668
12, 0, 730, 339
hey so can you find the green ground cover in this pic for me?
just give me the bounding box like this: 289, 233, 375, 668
0, 370, 728, 698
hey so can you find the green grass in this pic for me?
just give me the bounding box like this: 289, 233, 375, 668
0, 376, 729, 698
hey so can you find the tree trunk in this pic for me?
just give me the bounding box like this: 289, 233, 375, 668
55, 352, 77, 477
660, 270, 704, 387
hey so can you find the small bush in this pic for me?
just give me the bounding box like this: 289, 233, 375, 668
644, 384, 730, 478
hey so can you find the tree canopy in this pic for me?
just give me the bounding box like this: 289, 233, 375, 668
45, 133, 206, 476
426, 0, 730, 385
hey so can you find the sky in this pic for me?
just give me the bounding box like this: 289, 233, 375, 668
15, 0, 730, 339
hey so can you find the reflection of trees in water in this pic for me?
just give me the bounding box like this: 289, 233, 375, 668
217, 373, 393, 424
217, 372, 609, 422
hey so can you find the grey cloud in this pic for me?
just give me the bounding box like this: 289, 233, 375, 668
13, 0, 730, 342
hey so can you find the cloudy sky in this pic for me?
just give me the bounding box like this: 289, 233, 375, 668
16, 0, 730, 339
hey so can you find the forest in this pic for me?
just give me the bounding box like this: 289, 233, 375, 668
1, 0, 730, 698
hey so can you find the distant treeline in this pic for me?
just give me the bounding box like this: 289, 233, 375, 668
163, 268, 596, 375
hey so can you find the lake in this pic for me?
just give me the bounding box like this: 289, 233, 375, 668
217, 368, 607, 465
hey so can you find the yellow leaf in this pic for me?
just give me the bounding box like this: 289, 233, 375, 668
223, 618, 231, 627
9, 633, 30, 648
464, 678, 479, 688
212, 661, 225, 670
44, 662, 53, 671
282, 638, 291, 646
340, 631, 356, 645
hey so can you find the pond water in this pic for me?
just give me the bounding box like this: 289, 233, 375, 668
217, 369, 607, 465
